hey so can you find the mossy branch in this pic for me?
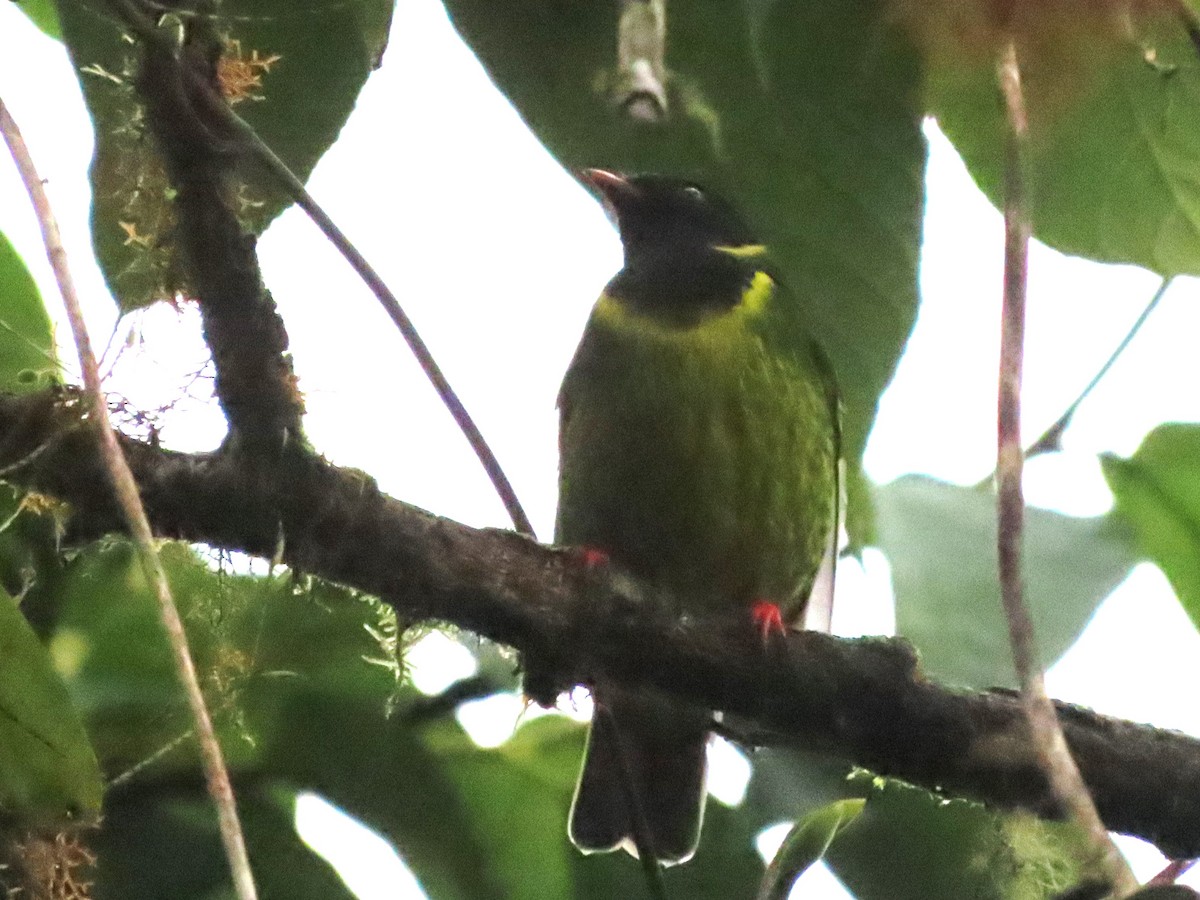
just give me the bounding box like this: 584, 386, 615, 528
1, 388, 1199, 861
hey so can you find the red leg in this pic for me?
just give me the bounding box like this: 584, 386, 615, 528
571, 546, 611, 569
750, 599, 786, 642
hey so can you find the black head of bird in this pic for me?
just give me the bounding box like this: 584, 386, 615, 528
581, 168, 758, 260
580, 169, 766, 321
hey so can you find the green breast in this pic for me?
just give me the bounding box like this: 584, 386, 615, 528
556, 284, 837, 619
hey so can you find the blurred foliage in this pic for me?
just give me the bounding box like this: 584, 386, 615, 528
923, 3, 1200, 276
826, 775, 1091, 900
4, 0, 1200, 897
1104, 424, 1200, 630
97, 783, 358, 899
758, 798, 864, 900
0, 578, 101, 826
0, 231, 57, 393
54, 0, 393, 310
876, 477, 1135, 689
12, 0, 61, 39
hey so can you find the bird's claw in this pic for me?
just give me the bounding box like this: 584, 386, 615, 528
573, 546, 611, 570
750, 600, 786, 643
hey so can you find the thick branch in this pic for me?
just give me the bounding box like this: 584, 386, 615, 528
3, 389, 1200, 859
111, 0, 532, 534
133, 14, 303, 450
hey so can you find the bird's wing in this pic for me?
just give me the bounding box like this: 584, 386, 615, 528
795, 332, 844, 634
803, 453, 844, 633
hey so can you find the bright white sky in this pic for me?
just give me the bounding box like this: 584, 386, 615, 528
2, 0, 1200, 896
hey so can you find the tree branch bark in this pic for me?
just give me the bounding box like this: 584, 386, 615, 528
3, 387, 1200, 860
127, 5, 304, 452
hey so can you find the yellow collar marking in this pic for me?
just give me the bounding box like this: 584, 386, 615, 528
712, 243, 768, 259
595, 270, 774, 335
741, 270, 774, 315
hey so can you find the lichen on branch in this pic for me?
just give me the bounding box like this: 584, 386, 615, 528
1, 388, 1199, 860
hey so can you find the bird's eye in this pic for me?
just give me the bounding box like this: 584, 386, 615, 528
684, 185, 705, 200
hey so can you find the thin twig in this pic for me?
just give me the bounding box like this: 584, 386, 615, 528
975, 277, 1170, 490
994, 41, 1136, 897
243, 137, 535, 535
0, 97, 259, 900
104, 0, 533, 537
247, 139, 537, 535
593, 705, 668, 900
1025, 277, 1171, 459
1148, 858, 1197, 886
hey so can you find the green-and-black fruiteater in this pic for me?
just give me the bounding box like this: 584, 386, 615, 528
558, 170, 842, 864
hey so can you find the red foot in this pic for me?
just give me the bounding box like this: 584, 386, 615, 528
750, 600, 786, 642
572, 546, 611, 569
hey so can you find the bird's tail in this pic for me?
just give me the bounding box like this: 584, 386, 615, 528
569, 684, 709, 865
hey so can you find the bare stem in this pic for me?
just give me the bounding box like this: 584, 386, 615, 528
994, 41, 1136, 897
0, 97, 259, 900
1025, 277, 1170, 459
1148, 858, 1197, 886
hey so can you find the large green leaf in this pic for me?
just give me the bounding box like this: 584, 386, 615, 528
876, 476, 1135, 689
758, 798, 864, 900
54, 0, 393, 310
441, 0, 924, 481
435, 716, 763, 900
256, 687, 764, 899
12, 0, 62, 39
928, 7, 1200, 275
53, 539, 396, 776
95, 782, 358, 900
0, 231, 57, 393
51, 538, 407, 892
0, 587, 101, 825
1102, 423, 1200, 631
0, 485, 67, 639
825, 775, 1091, 900
52, 538, 765, 897
742, 746, 855, 835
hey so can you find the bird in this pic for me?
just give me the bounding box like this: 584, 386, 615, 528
557, 169, 842, 865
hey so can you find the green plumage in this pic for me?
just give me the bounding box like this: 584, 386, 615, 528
558, 171, 840, 864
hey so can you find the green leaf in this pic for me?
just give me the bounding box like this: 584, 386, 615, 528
928, 10, 1200, 275
1102, 423, 1200, 630
53, 539, 396, 776
51, 539, 411, 892
825, 776, 1090, 900
876, 476, 1135, 689
757, 798, 864, 900
255, 685, 518, 900
96, 782, 358, 899
256, 693, 764, 899
0, 486, 67, 638
55, 0, 394, 310
742, 746, 854, 834
0, 587, 101, 825
0, 231, 57, 393
12, 0, 61, 40
54, 539, 764, 897
441, 0, 925, 516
